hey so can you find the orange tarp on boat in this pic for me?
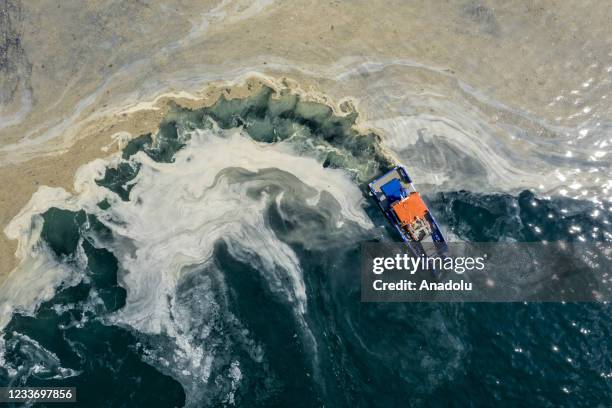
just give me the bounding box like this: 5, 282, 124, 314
391, 192, 428, 225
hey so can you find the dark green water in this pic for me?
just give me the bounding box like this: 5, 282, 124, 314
1, 87, 610, 407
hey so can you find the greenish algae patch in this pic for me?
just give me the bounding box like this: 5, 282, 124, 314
95, 86, 393, 203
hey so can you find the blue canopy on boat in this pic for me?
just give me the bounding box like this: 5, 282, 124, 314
381, 178, 404, 203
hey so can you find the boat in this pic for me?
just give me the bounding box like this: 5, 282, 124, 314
368, 166, 447, 257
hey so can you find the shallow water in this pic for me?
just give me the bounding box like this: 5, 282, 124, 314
1, 89, 610, 406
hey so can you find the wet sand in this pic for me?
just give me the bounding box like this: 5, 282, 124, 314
1, 0, 610, 277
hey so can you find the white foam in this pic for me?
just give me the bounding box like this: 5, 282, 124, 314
88, 128, 369, 334
1, 125, 372, 401
1, 186, 88, 329
99, 127, 367, 401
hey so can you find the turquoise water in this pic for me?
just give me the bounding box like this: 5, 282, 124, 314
1, 88, 610, 407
